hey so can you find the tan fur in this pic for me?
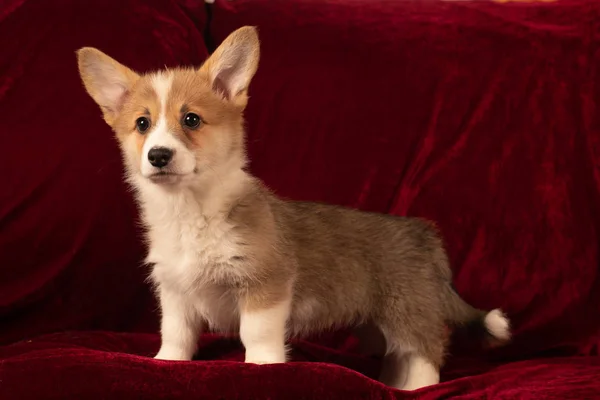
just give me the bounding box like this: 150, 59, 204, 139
166, 70, 246, 154
76, 26, 510, 390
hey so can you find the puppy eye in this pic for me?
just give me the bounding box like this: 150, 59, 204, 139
136, 117, 150, 133
183, 112, 202, 129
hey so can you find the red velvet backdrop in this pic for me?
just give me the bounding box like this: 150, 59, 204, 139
1, 0, 599, 399
0, 0, 208, 345
210, 0, 600, 357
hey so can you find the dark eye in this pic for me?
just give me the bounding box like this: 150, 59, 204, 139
136, 117, 150, 133
183, 112, 202, 129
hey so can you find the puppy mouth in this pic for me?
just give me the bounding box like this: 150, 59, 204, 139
147, 169, 198, 185
148, 171, 183, 184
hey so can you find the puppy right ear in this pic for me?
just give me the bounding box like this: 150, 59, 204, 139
200, 26, 260, 106
76, 47, 139, 125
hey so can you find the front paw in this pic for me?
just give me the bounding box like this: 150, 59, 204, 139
244, 349, 286, 365
154, 346, 193, 361
245, 358, 284, 365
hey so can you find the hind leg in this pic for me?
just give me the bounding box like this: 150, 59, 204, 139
376, 319, 447, 391
379, 342, 442, 390
353, 320, 387, 357
378, 345, 441, 390
379, 352, 409, 388
352, 322, 410, 388
352, 322, 412, 388
401, 351, 440, 390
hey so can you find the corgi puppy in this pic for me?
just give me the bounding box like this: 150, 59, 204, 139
76, 26, 510, 391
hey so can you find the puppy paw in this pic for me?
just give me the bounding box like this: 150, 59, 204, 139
245, 358, 285, 365
244, 351, 286, 365
245, 359, 271, 365
154, 347, 193, 361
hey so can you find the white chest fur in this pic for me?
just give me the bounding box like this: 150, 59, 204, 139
140, 186, 244, 332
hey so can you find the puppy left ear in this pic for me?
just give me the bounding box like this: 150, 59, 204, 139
201, 26, 260, 103
77, 47, 140, 126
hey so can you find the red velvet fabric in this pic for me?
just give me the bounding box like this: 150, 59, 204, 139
1, 0, 600, 398
0, 0, 208, 345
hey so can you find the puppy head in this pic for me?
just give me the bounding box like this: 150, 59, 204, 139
77, 26, 259, 187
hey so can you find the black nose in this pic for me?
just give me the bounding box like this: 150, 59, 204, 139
148, 147, 173, 168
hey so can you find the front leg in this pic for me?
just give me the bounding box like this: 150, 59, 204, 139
239, 288, 292, 365
155, 285, 203, 361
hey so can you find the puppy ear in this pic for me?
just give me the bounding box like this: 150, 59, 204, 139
76, 47, 139, 125
201, 26, 260, 103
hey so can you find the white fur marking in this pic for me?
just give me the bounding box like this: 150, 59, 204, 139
402, 353, 439, 391
240, 298, 291, 364
152, 72, 172, 116
142, 72, 174, 177
139, 72, 196, 177
484, 309, 511, 341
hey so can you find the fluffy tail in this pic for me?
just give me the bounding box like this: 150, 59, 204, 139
443, 283, 511, 345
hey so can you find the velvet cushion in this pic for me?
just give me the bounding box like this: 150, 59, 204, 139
1, 0, 599, 398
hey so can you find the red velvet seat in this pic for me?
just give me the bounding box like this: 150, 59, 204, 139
1, 0, 599, 398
